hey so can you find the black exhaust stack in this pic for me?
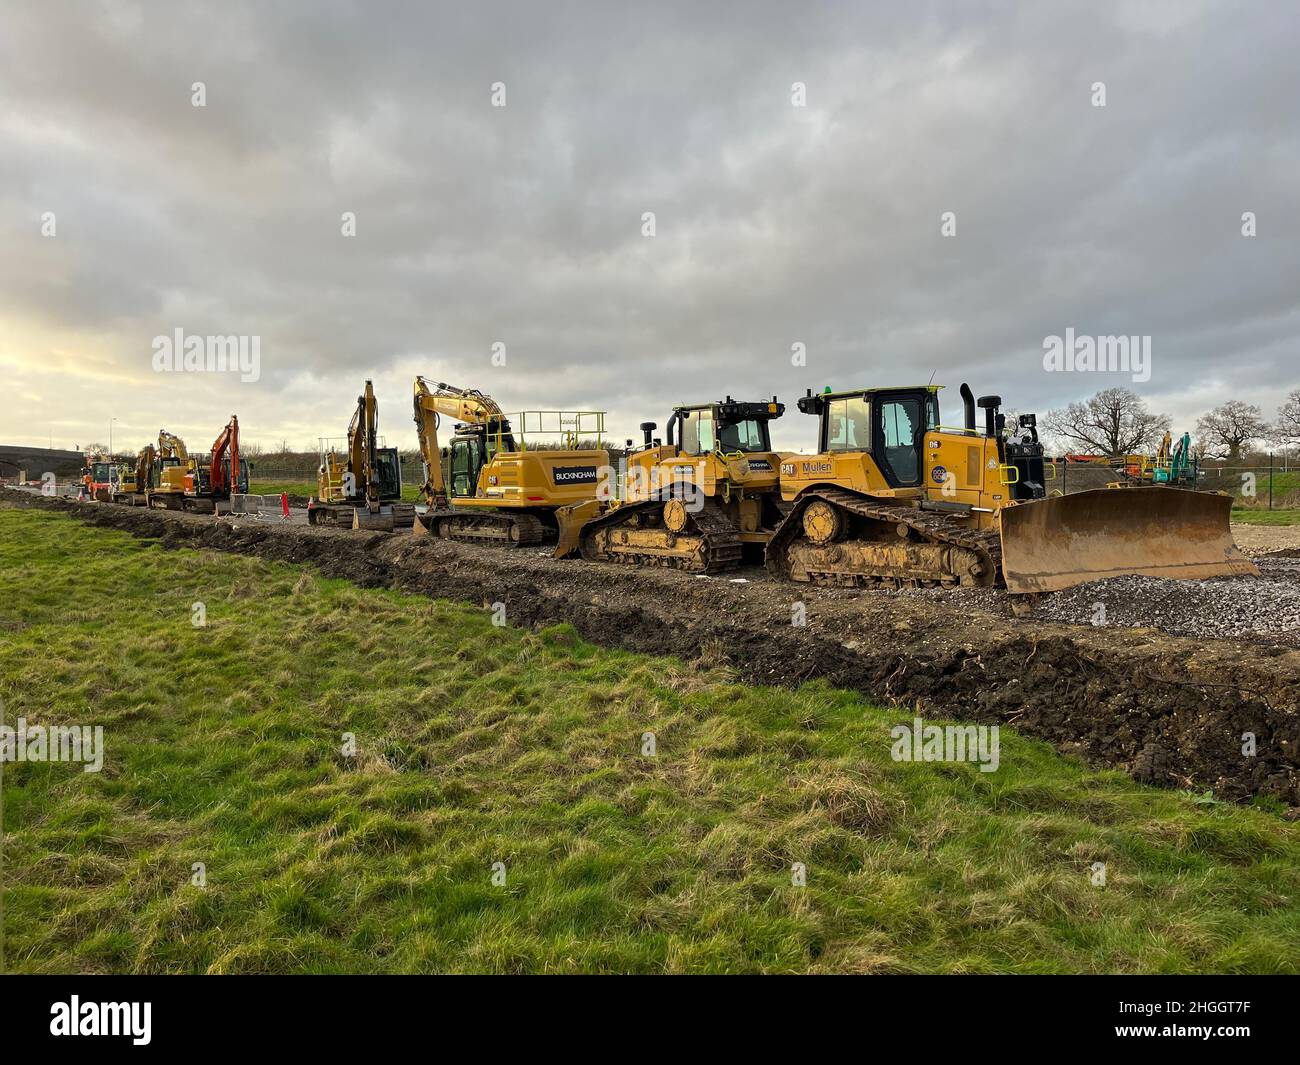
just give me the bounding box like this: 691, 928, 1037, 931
639, 421, 656, 447
960, 384, 976, 434
977, 395, 1001, 439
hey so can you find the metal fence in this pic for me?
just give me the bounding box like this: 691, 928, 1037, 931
1042, 456, 1299, 509
1200, 459, 1299, 510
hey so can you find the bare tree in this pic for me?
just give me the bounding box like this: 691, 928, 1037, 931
1275, 389, 1300, 446
1195, 400, 1269, 463
1040, 388, 1170, 459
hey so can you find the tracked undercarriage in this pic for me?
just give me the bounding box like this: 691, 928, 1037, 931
309, 502, 417, 531
766, 487, 1002, 589
415, 508, 550, 546
578, 497, 743, 573
147, 492, 217, 514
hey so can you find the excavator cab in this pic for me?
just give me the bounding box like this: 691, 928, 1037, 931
448, 435, 484, 498
445, 418, 516, 499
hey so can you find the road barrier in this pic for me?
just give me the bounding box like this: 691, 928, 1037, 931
231, 493, 291, 522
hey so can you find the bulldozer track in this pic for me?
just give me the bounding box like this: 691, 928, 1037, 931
424, 509, 549, 546
579, 498, 742, 573
766, 487, 1003, 588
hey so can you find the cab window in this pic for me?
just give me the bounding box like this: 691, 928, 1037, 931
679, 411, 699, 454
826, 396, 870, 451
450, 439, 483, 497
876, 395, 924, 484
678, 409, 716, 455
696, 410, 716, 452
717, 419, 768, 453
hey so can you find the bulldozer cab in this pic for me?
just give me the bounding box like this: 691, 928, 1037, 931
784, 385, 1045, 516
810, 388, 939, 488
673, 398, 782, 457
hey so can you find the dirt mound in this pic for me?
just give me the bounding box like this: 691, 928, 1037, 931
7, 487, 1299, 807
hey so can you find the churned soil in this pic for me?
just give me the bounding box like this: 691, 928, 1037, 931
5, 487, 1298, 808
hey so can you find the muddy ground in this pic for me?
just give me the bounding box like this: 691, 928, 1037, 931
5, 487, 1299, 809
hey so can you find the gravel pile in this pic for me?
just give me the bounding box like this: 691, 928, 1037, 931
1033, 557, 1300, 643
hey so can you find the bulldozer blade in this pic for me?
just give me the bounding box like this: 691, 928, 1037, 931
553, 499, 604, 559
999, 487, 1259, 595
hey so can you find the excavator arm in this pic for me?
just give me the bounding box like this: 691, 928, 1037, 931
412, 377, 517, 507
136, 444, 156, 490
207, 416, 241, 494
157, 430, 188, 461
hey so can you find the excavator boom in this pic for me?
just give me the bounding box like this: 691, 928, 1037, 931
413, 377, 518, 508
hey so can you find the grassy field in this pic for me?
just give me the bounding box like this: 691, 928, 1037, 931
1231, 507, 1300, 526
249, 480, 422, 503
2, 507, 1299, 974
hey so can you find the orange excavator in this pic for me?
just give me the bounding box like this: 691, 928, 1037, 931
181, 416, 250, 514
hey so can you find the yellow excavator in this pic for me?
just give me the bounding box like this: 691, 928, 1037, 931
767, 384, 1257, 594
411, 377, 608, 545
113, 444, 156, 505
148, 430, 194, 510
566, 396, 788, 571
309, 380, 416, 531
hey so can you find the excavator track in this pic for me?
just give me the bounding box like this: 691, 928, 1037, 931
766, 487, 1003, 589
578, 498, 742, 573
422, 509, 549, 546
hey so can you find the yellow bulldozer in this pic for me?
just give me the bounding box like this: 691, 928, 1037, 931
766, 384, 1257, 594
309, 380, 417, 531
411, 377, 609, 546
566, 396, 788, 571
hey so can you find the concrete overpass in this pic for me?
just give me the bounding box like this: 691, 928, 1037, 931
0, 445, 86, 481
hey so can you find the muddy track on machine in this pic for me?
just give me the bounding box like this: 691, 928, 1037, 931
6, 488, 1300, 809
579, 498, 742, 572
423, 509, 548, 546
768, 487, 1002, 587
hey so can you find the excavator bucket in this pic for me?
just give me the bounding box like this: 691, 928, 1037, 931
352, 501, 417, 532
352, 507, 394, 532
999, 487, 1258, 595
553, 499, 605, 559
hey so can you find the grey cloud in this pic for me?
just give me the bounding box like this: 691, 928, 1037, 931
1, 0, 1297, 454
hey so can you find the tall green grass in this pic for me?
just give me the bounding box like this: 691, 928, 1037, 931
249, 481, 422, 503
2, 506, 1298, 973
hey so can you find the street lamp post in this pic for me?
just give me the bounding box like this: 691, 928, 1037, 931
110, 417, 117, 458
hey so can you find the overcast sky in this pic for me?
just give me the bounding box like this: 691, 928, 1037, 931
2, 0, 1297, 455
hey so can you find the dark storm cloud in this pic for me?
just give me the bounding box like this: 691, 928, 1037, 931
1, 0, 1297, 452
